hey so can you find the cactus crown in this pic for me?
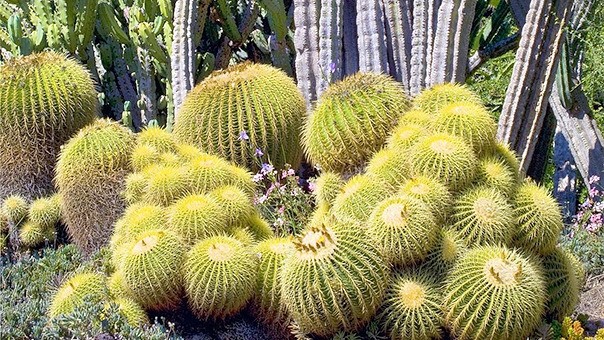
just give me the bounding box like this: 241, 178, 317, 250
484, 256, 522, 286
398, 281, 426, 308
131, 232, 162, 255
207, 241, 237, 262
293, 224, 337, 259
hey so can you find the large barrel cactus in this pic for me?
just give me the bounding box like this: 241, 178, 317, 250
56, 119, 135, 255
173, 63, 306, 170
303, 72, 410, 173
0, 52, 97, 200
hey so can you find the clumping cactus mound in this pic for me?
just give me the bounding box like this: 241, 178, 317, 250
48, 272, 109, 318
56, 119, 135, 255
183, 236, 258, 320
398, 175, 452, 223
378, 270, 444, 340
0, 51, 97, 200
122, 229, 185, 311
444, 246, 546, 340
174, 62, 306, 170
280, 219, 388, 337
303, 72, 410, 173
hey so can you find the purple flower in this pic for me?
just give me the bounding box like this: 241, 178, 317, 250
277, 205, 285, 215
257, 195, 268, 204
252, 173, 264, 182
254, 148, 264, 157
589, 186, 599, 198
238, 130, 249, 141
329, 62, 336, 74
261, 163, 274, 175
589, 175, 600, 184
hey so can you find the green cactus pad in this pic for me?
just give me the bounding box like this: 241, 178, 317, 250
56, 119, 135, 255
2, 195, 28, 225
19, 220, 46, 248
168, 194, 230, 246
48, 272, 109, 318
386, 123, 427, 151
252, 237, 294, 325
0, 52, 97, 200
409, 133, 478, 191
142, 165, 190, 207
183, 235, 258, 320
280, 219, 388, 337
396, 109, 434, 128
28, 194, 61, 229
122, 229, 185, 311
313, 172, 345, 208
209, 186, 254, 224
413, 83, 481, 114
542, 247, 581, 321
398, 176, 452, 223
367, 195, 439, 266
137, 126, 178, 153
365, 148, 412, 188
332, 175, 391, 224
174, 62, 306, 170
187, 155, 256, 196
303, 72, 409, 173
452, 187, 515, 246
419, 227, 468, 279
433, 102, 497, 155
131, 144, 161, 172
379, 270, 444, 340
444, 246, 546, 340
122, 173, 148, 205
513, 180, 563, 255
114, 297, 149, 326
476, 156, 518, 196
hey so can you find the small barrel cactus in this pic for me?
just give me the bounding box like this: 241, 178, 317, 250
2, 195, 28, 225
332, 175, 391, 224
365, 148, 412, 188
541, 247, 581, 321
313, 172, 345, 208
174, 62, 306, 171
141, 165, 190, 207
303, 72, 410, 173
28, 194, 61, 229
168, 194, 230, 247
0, 52, 97, 200
398, 176, 452, 223
183, 236, 258, 320
48, 272, 109, 318
412, 83, 481, 114
476, 156, 518, 197
444, 246, 546, 340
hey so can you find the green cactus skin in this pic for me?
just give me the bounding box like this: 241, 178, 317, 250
476, 156, 518, 197
444, 246, 546, 340
332, 175, 391, 224
313, 172, 345, 208
280, 219, 389, 337
19, 220, 46, 248
209, 186, 255, 224
48, 272, 109, 318
2, 195, 28, 225
541, 247, 581, 322
107, 270, 133, 300
229, 227, 257, 245
111, 203, 167, 248
56, 119, 135, 255
378, 270, 444, 340
0, 52, 97, 200
137, 126, 178, 153
308, 203, 331, 227
122, 173, 148, 205
398, 176, 452, 223
396, 110, 434, 129
433, 102, 497, 155
187, 154, 256, 196
412, 83, 481, 114
122, 229, 185, 311
174, 62, 306, 171
419, 227, 468, 279
183, 236, 258, 320
367, 195, 439, 266
28, 194, 61, 229
142, 165, 190, 207
252, 237, 294, 326
114, 297, 149, 326
175, 143, 204, 162
409, 133, 478, 191
386, 123, 427, 152
491, 142, 521, 181
228, 213, 274, 242
168, 194, 230, 247
513, 180, 563, 255
452, 186, 515, 247
131, 144, 161, 173
158, 152, 182, 167
365, 148, 412, 189
566, 249, 586, 288
303, 72, 410, 173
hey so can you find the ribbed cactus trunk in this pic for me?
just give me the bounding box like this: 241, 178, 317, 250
356, 0, 389, 73
497, 0, 572, 173
317, 0, 343, 95
293, 0, 321, 106
382, 0, 412, 92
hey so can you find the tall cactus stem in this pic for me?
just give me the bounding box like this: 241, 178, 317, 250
356, 0, 389, 73
293, 0, 321, 107
317, 0, 343, 95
